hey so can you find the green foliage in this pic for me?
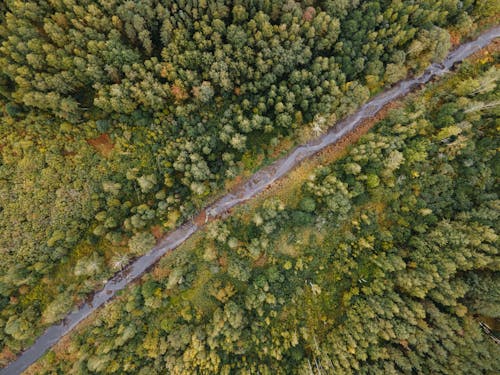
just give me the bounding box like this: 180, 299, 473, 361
41, 293, 72, 325
30, 49, 500, 374
0, 0, 497, 367
128, 232, 156, 256
298, 196, 316, 213
0, 0, 479, 204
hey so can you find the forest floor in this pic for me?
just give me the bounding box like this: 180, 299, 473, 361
86, 133, 114, 157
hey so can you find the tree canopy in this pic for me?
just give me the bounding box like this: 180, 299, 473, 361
25, 44, 500, 374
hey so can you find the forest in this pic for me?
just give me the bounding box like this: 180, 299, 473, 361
26, 45, 500, 374
0, 0, 499, 371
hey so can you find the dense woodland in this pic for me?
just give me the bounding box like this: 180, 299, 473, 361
29, 50, 500, 374
0, 0, 498, 369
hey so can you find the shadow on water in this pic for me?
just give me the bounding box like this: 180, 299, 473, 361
2, 25, 499, 375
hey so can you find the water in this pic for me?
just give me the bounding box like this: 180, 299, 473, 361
2, 25, 499, 375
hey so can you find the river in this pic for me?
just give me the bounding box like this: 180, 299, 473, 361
2, 25, 499, 375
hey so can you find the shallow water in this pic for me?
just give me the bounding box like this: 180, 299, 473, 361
2, 25, 499, 375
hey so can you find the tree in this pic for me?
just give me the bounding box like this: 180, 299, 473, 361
42, 292, 72, 324
128, 231, 156, 255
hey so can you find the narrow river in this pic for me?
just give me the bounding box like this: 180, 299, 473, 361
3, 25, 499, 375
